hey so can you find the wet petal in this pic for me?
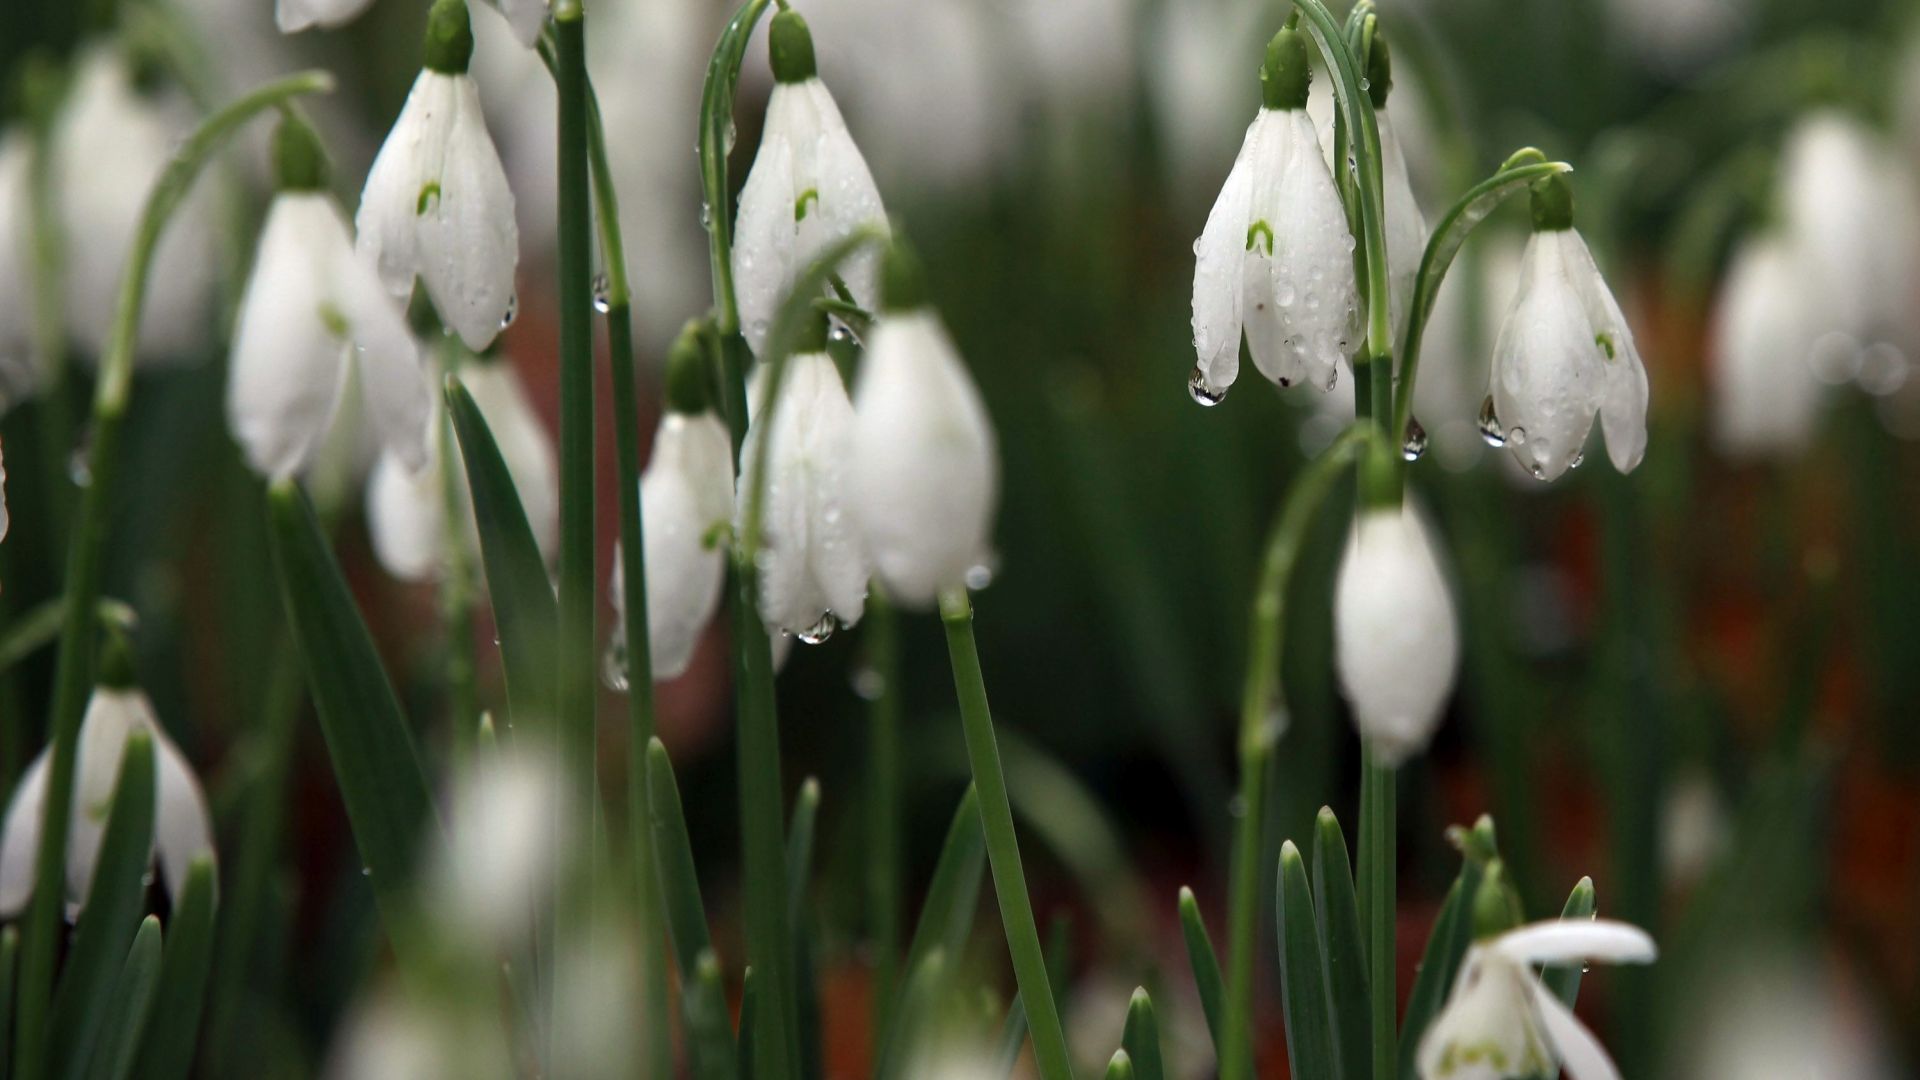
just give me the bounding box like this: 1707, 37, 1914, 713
340, 246, 434, 475
800, 80, 889, 313
367, 442, 447, 583
1490, 232, 1601, 481
733, 111, 799, 358
357, 71, 452, 299
151, 725, 215, 901
1189, 114, 1258, 393
0, 751, 51, 917
1529, 979, 1621, 1080
638, 413, 734, 679
1334, 506, 1458, 765
1493, 919, 1657, 967
418, 76, 519, 352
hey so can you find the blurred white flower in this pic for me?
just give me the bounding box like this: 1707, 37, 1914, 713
740, 342, 870, 639
1660, 770, 1728, 889
1606, 0, 1749, 76
1487, 185, 1648, 481
1379, 102, 1429, 344
325, 992, 513, 1080
1334, 505, 1458, 766
277, 0, 375, 33
0, 682, 215, 920
53, 49, 217, 364
0, 132, 36, 405
358, 0, 519, 352
433, 744, 567, 945
477, 0, 547, 47
1002, 0, 1135, 118
613, 410, 735, 680
1145, 0, 1264, 196
1708, 234, 1824, 460
1418, 919, 1656, 1080
1685, 950, 1896, 1080
1190, 29, 1358, 402
849, 249, 998, 608
733, 10, 888, 358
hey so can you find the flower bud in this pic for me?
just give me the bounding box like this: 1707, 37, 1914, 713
272, 113, 331, 193
423, 0, 477, 75
1332, 506, 1458, 766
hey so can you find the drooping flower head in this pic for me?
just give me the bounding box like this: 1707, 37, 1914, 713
1189, 24, 1359, 403
1708, 233, 1825, 460
732, 9, 890, 356
0, 131, 35, 405
358, 0, 520, 352
740, 308, 871, 641
228, 115, 433, 480
848, 240, 999, 608
1333, 501, 1458, 765
1369, 38, 1429, 347
1486, 175, 1648, 481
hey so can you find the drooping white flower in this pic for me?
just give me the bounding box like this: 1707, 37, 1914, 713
277, 0, 376, 33
1486, 178, 1648, 481
0, 131, 36, 405
228, 120, 432, 481
849, 245, 998, 608
1379, 103, 1429, 344
1418, 918, 1656, 1080
477, 0, 548, 47
1708, 234, 1824, 460
739, 331, 870, 639
0, 679, 215, 919
358, 0, 519, 352
732, 10, 888, 357
1190, 27, 1359, 402
1334, 505, 1458, 766
432, 743, 569, 946
52, 49, 217, 364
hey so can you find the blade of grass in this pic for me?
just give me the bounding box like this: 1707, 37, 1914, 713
132, 857, 217, 1080
1122, 989, 1165, 1080
1277, 842, 1337, 1080
1177, 887, 1227, 1056
79, 916, 162, 1080
1312, 809, 1370, 1080
1541, 878, 1597, 1008
645, 738, 714, 978
688, 950, 742, 1080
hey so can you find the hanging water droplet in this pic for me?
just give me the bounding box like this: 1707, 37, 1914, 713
601, 637, 630, 692
797, 613, 838, 645
591, 272, 611, 313
1276, 282, 1297, 307
1477, 395, 1505, 447
1402, 415, 1429, 462
1568, 450, 1585, 470
1507, 426, 1528, 447
1187, 365, 1228, 406
1359, 77, 1372, 92
499, 292, 519, 330
724, 121, 738, 153
700, 201, 713, 230
1528, 461, 1547, 480
964, 562, 994, 590
1324, 366, 1339, 392
828, 325, 853, 345
851, 664, 885, 701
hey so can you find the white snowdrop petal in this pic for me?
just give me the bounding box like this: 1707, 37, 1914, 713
488, 0, 549, 46
368, 445, 447, 583
151, 728, 216, 900
1709, 236, 1824, 458
419, 77, 519, 351
733, 126, 799, 358
0, 751, 51, 917
1557, 231, 1648, 473
463, 363, 559, 564
276, 0, 376, 32
342, 251, 434, 474
1494, 919, 1658, 967
639, 414, 734, 679
1190, 117, 1258, 393
1242, 110, 1358, 391
1378, 106, 1429, 343
357, 71, 449, 299
1490, 233, 1601, 481
1333, 507, 1458, 765
798, 80, 889, 312
1528, 980, 1621, 1080
0, 134, 38, 400
68, 690, 151, 913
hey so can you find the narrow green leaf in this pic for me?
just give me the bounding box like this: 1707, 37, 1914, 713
687, 950, 741, 1080
1104, 1050, 1134, 1080
786, 779, 822, 1080
49, 731, 156, 1078
266, 480, 437, 939
646, 738, 713, 978
1397, 860, 1488, 1080
697, 0, 778, 335
1541, 877, 1597, 1009
1276, 842, 1337, 1080
879, 789, 984, 1070
80, 916, 162, 1080
785, 778, 819, 928
874, 949, 947, 1080
446, 378, 559, 727
132, 857, 218, 1080
1311, 809, 1370, 1080
1177, 887, 1227, 1056
0, 926, 18, 1070
738, 966, 758, 1080
1121, 988, 1165, 1080
989, 920, 1073, 1080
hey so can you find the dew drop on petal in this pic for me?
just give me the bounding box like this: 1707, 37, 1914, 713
1402, 415, 1428, 462
1507, 426, 1528, 447
500, 292, 519, 330
1477, 395, 1505, 447
797, 613, 838, 645
1188, 365, 1228, 406
601, 636, 630, 692
1568, 450, 1584, 470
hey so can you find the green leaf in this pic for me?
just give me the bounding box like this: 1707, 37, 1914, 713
0, 926, 18, 1069
697, 0, 778, 334
873, 949, 947, 1080
1177, 887, 1227, 1056
49, 730, 156, 1079
1121, 988, 1165, 1080
1541, 877, 1597, 1009
878, 788, 984, 1073
687, 950, 741, 1080
132, 857, 217, 1080
786, 780, 822, 1080
738, 965, 758, 1080
446, 378, 559, 727
266, 480, 437, 941
1397, 854, 1489, 1080
1276, 842, 1337, 1080
1311, 809, 1370, 1080
646, 738, 714, 979
1103, 1050, 1134, 1080
785, 778, 819, 928
80, 916, 161, 1080
989, 920, 1073, 1080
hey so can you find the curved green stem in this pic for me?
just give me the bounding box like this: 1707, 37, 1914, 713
12, 69, 333, 1080
1221, 424, 1377, 1080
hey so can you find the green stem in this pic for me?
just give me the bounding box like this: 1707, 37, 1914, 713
437, 346, 478, 743
11, 69, 333, 1080
26, 129, 71, 556
865, 591, 902, 1051
1359, 756, 1396, 1080
1221, 426, 1375, 1080
938, 588, 1075, 1080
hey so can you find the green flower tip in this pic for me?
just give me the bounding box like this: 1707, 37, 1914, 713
1105, 1050, 1135, 1080
1470, 859, 1523, 941
1367, 34, 1393, 108
422, 0, 475, 75
664, 321, 712, 415
1128, 986, 1152, 1011
797, 305, 831, 354
1530, 173, 1575, 232
97, 629, 139, 691
770, 9, 818, 84
880, 239, 928, 312
272, 113, 331, 192
1260, 27, 1312, 111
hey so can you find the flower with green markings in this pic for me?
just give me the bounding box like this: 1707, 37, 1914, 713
1333, 503, 1458, 765
1486, 174, 1648, 481
1189, 25, 1358, 404
358, 0, 519, 352
732, 8, 889, 357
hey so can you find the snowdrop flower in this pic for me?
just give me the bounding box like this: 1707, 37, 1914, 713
228, 117, 432, 480
1419, 887, 1656, 1080
1190, 27, 1359, 404
366, 357, 557, 582
732, 10, 888, 357
432, 743, 568, 946
1145, 0, 1264, 196
1371, 42, 1429, 345
1486, 176, 1648, 481
740, 312, 870, 640
358, 0, 519, 352
849, 242, 998, 608
53, 49, 216, 363
611, 329, 736, 681
1708, 234, 1824, 460
0, 653, 215, 919
477, 0, 548, 48
277, 0, 375, 33
1334, 503, 1458, 766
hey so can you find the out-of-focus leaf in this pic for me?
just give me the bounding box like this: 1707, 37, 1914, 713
874, 949, 946, 1080
879, 788, 983, 1071
1397, 831, 1492, 1080
133, 856, 217, 1080
787, 780, 822, 1080
0, 926, 17, 1069
1276, 842, 1336, 1080
80, 916, 161, 1080
1542, 878, 1597, 1008
1104, 1049, 1135, 1080
1121, 988, 1165, 1080
646, 738, 713, 978
1177, 887, 1227, 1056
1312, 809, 1370, 1080
687, 950, 741, 1080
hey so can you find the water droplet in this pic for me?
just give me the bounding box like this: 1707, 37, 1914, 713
1507, 426, 1528, 447
964, 563, 994, 590
361, 866, 372, 877
1359, 77, 1371, 92
601, 637, 630, 692
1276, 282, 1296, 307
828, 325, 853, 345
1528, 461, 1547, 480
851, 665, 885, 701
1187, 366, 1228, 406
1324, 366, 1339, 392
724, 121, 738, 154
1568, 450, 1584, 470
591, 272, 611, 313
499, 293, 518, 330
700, 202, 713, 230
1477, 396, 1505, 447
1401, 415, 1428, 462
797, 613, 838, 645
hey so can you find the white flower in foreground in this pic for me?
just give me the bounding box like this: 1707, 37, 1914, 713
1486, 176, 1648, 481
849, 243, 998, 608
358, 0, 519, 352
433, 745, 568, 945
1419, 918, 1656, 1080
1708, 234, 1824, 460
0, 670, 215, 919
1334, 504, 1458, 765
277, 0, 375, 33
740, 318, 870, 639
732, 10, 888, 357
229, 119, 432, 480
53, 49, 216, 363
1190, 27, 1359, 403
